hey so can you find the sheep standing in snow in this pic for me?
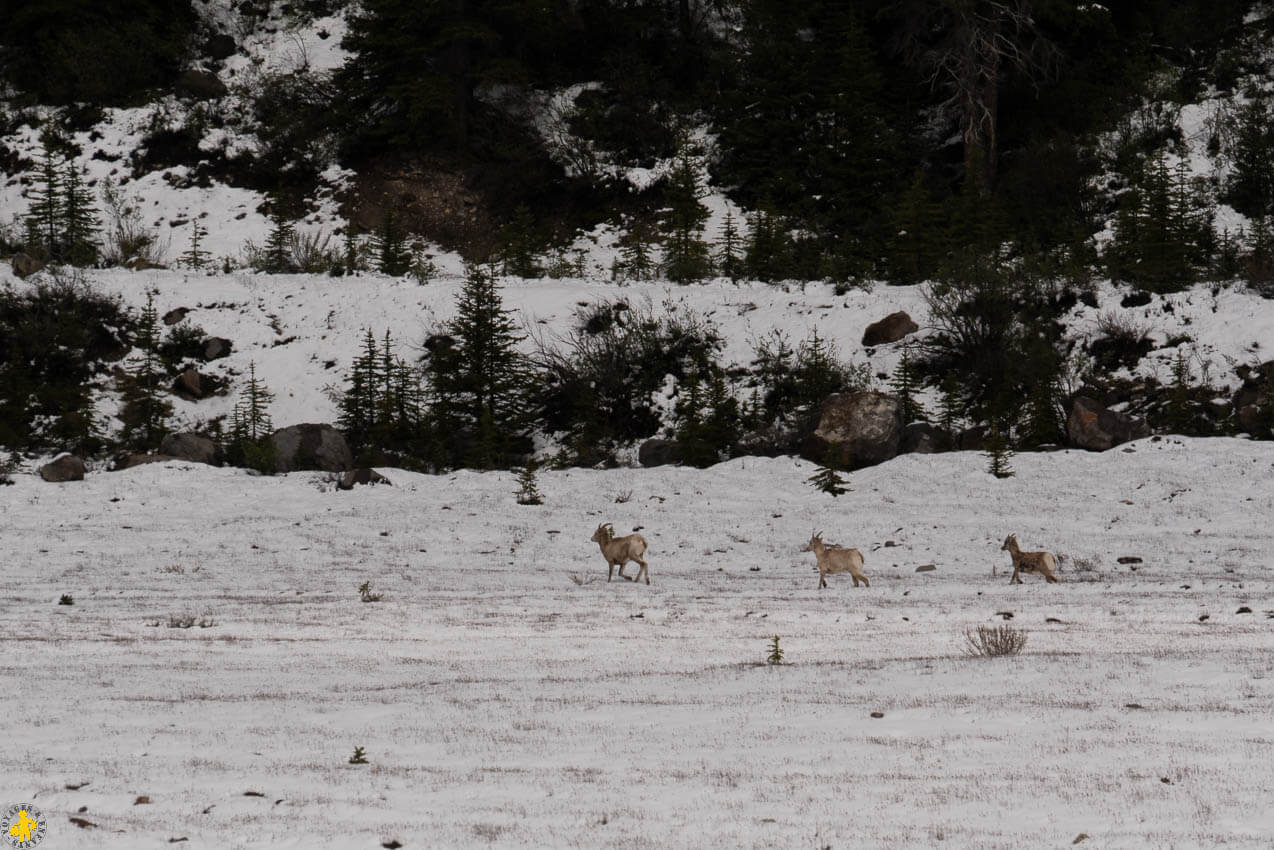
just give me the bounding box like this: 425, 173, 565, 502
802, 531, 869, 589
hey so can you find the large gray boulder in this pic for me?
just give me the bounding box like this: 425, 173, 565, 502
638, 438, 683, 468
269, 424, 353, 472
900, 422, 945, 455
802, 391, 903, 470
175, 69, 228, 100
40, 454, 85, 482
1067, 397, 1149, 451
11, 253, 45, 279
862, 311, 919, 347
159, 432, 221, 465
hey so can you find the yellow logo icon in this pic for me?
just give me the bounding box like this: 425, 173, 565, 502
2, 804, 45, 849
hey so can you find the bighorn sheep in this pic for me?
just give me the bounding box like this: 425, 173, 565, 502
802, 531, 869, 589
591, 523, 650, 584
1000, 534, 1060, 584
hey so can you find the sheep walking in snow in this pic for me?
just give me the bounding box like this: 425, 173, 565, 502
1001, 534, 1060, 584
591, 523, 650, 585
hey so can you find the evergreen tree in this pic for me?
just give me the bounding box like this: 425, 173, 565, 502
890, 342, 927, 424
659, 153, 711, 284
715, 210, 745, 282
429, 264, 533, 468
336, 0, 572, 152
23, 139, 62, 261
227, 362, 277, 472
1223, 96, 1274, 219
60, 163, 99, 266
263, 206, 296, 273
180, 220, 209, 270
1020, 374, 1063, 448
1243, 217, 1274, 295
338, 329, 382, 452
1109, 151, 1215, 293
808, 452, 850, 496
0, 0, 196, 105
717, 0, 901, 251
985, 421, 1014, 479
674, 373, 710, 467
514, 459, 544, 505
886, 171, 950, 285
342, 226, 367, 274
937, 373, 964, 432
500, 204, 541, 279
375, 207, 410, 276
1163, 349, 1195, 434
119, 293, 171, 450
617, 217, 656, 281
744, 205, 787, 283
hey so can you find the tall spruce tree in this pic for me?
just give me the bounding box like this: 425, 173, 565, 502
429, 264, 533, 468
119, 293, 171, 450
60, 163, 99, 266
715, 210, 744, 282
227, 362, 277, 472
660, 153, 711, 284
1109, 151, 1215, 293
375, 207, 411, 276
23, 139, 63, 260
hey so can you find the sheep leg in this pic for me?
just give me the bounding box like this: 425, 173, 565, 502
635, 557, 649, 585
617, 560, 631, 581
1010, 564, 1022, 584
608, 562, 614, 582
819, 572, 827, 590
858, 574, 870, 588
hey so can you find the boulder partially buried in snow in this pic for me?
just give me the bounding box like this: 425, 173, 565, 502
861, 311, 919, 347
1066, 397, 1149, 451
270, 423, 353, 473
40, 454, 86, 482
338, 468, 392, 490
802, 391, 903, 470
638, 438, 683, 467
160, 432, 221, 465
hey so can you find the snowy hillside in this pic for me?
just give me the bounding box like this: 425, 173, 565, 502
2, 262, 1271, 453
1, 439, 1272, 847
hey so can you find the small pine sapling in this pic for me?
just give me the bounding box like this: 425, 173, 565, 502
59, 594, 74, 605
766, 635, 784, 665
890, 342, 927, 424
1164, 349, 1194, 434
180, 220, 210, 269
358, 581, 382, 603
348, 746, 368, 764
515, 460, 544, 505
985, 421, 1014, 478
263, 205, 296, 273
716, 210, 744, 282
375, 207, 411, 276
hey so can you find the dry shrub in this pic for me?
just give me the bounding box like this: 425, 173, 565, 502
964, 624, 1028, 657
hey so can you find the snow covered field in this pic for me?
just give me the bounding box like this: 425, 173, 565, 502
2, 438, 1273, 848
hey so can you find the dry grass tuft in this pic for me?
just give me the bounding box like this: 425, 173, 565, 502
964, 624, 1028, 657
